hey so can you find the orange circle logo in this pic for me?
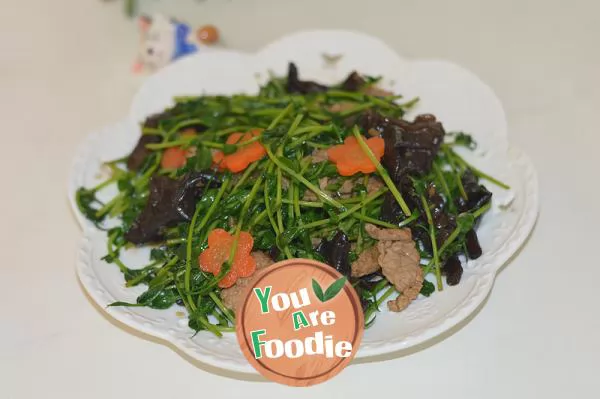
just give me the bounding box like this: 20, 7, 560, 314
235, 259, 364, 386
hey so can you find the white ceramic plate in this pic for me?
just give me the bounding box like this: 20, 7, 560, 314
69, 30, 538, 374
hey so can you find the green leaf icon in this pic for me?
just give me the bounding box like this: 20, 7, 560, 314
323, 277, 347, 301
312, 279, 325, 302
312, 277, 348, 303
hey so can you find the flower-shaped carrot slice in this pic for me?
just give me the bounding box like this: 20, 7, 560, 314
198, 229, 256, 288
160, 130, 199, 170
161, 147, 188, 169
212, 129, 266, 173
327, 136, 385, 176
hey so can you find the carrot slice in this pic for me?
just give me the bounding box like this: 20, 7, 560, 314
161, 147, 188, 170
212, 129, 266, 173
198, 229, 256, 288
327, 136, 385, 176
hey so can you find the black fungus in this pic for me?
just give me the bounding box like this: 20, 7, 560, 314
317, 230, 351, 277
381, 175, 420, 224
127, 134, 162, 171
381, 192, 404, 224
383, 181, 456, 256
347, 109, 390, 135
125, 172, 219, 244
456, 170, 492, 213
340, 71, 366, 91
442, 255, 463, 286
268, 245, 281, 262
286, 63, 329, 94
382, 114, 445, 182
350, 272, 384, 311
173, 172, 221, 220
427, 184, 457, 247
357, 271, 385, 291
465, 229, 483, 259
127, 113, 207, 171
143, 111, 172, 129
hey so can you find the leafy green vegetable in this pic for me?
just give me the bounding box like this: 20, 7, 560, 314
420, 280, 435, 297
77, 69, 504, 335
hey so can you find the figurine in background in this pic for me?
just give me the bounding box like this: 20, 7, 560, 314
133, 14, 219, 73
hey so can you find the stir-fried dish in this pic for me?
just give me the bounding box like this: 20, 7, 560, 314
76, 63, 509, 336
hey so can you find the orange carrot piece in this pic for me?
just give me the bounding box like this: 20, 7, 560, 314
161, 147, 188, 170
198, 229, 256, 288
327, 136, 385, 176
212, 129, 266, 173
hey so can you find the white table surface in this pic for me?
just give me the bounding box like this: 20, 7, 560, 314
1, 0, 599, 397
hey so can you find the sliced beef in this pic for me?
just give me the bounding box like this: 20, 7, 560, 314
365, 223, 412, 241
350, 245, 380, 277
366, 177, 384, 195
286, 63, 329, 94
310, 148, 328, 163
328, 102, 356, 113
364, 224, 423, 312
127, 134, 162, 171
317, 230, 351, 277
221, 251, 274, 311
125, 172, 219, 244
363, 86, 393, 97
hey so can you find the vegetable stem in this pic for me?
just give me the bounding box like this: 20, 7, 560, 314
421, 194, 443, 291
442, 146, 468, 200
265, 146, 345, 210
352, 127, 411, 216
448, 147, 511, 190
267, 104, 292, 130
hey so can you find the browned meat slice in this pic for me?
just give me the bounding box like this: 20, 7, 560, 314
338, 179, 354, 195
365, 224, 423, 312
318, 177, 329, 190
303, 190, 318, 202
365, 223, 412, 241
379, 239, 423, 312
220, 251, 274, 311
351, 246, 380, 277
366, 177, 384, 194
328, 102, 356, 113
127, 134, 161, 171
311, 149, 329, 163
363, 86, 393, 97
